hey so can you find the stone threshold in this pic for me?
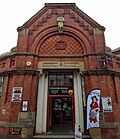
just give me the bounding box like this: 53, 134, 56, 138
33, 134, 91, 138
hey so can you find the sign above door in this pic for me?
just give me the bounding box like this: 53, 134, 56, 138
38, 61, 84, 72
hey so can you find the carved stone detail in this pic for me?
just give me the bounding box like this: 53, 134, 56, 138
42, 17, 47, 23
64, 9, 70, 14
51, 9, 57, 15
74, 17, 79, 22
79, 21, 84, 27
37, 21, 42, 27
70, 13, 75, 19
28, 30, 33, 35
33, 25, 38, 31
84, 25, 89, 31
46, 13, 52, 18
89, 28, 94, 35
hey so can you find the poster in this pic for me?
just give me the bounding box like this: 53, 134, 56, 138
9, 127, 21, 135
12, 87, 22, 102
102, 97, 112, 112
87, 89, 100, 129
22, 100, 28, 112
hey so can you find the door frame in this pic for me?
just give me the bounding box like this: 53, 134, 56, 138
35, 71, 84, 134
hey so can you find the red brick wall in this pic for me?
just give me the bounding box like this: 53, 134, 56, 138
0, 3, 120, 138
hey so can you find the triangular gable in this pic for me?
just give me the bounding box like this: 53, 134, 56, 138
17, 3, 105, 32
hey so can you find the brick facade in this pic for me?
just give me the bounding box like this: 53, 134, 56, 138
0, 3, 120, 139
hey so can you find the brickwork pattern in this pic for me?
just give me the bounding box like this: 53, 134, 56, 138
39, 35, 83, 55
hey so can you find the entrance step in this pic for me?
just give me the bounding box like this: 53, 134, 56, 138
33, 134, 91, 138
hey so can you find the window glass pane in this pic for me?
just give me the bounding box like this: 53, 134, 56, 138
49, 75, 56, 85
48, 72, 73, 95
66, 74, 73, 86
53, 98, 62, 110
57, 74, 64, 85
0, 76, 3, 97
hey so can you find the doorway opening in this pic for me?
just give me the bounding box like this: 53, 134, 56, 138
48, 96, 74, 134
47, 72, 75, 134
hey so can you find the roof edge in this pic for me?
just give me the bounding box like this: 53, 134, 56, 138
45, 3, 76, 7
112, 47, 120, 53
74, 5, 105, 31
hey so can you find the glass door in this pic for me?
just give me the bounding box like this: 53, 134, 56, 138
52, 97, 72, 124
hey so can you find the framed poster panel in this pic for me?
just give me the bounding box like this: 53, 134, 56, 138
102, 97, 112, 112
22, 100, 28, 112
12, 87, 22, 102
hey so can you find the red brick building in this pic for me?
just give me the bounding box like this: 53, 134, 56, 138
0, 3, 120, 139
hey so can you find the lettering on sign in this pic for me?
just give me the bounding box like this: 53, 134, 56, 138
38, 61, 84, 71
43, 63, 58, 67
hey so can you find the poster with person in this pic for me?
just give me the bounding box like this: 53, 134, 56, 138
87, 89, 101, 129
102, 97, 112, 112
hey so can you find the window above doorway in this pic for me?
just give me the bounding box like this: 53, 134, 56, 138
48, 72, 73, 95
